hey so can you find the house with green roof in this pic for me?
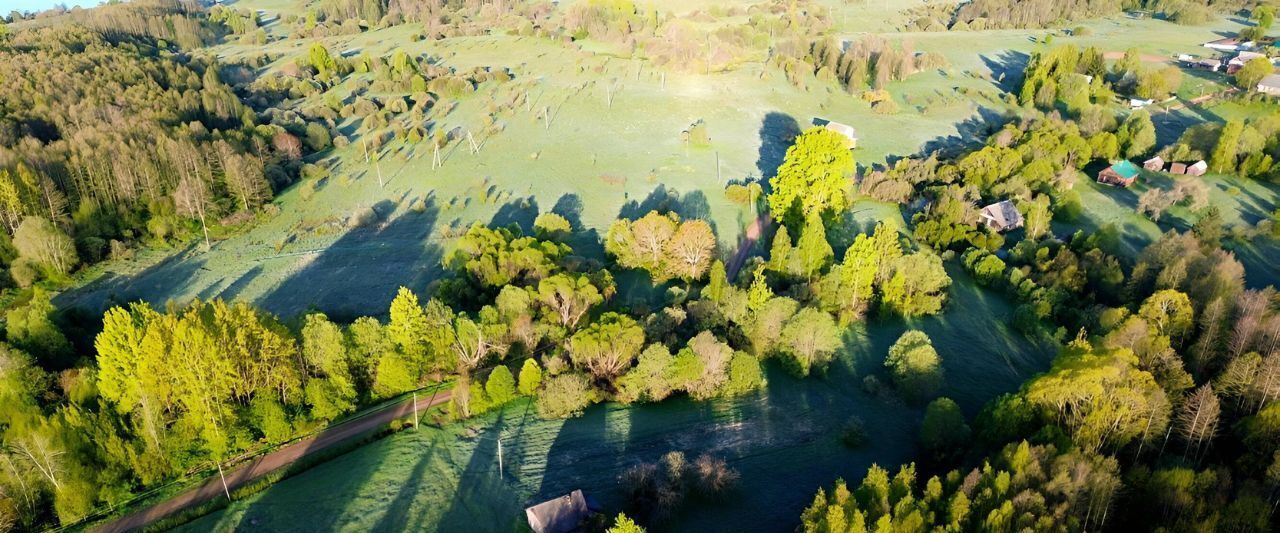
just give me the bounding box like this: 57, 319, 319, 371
1097, 160, 1140, 187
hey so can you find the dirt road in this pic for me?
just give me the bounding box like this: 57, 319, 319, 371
96, 387, 453, 533
727, 213, 771, 280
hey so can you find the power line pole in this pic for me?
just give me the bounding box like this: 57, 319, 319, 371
497, 437, 504, 479
413, 391, 419, 429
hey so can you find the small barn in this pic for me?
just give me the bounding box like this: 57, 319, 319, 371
979, 200, 1024, 232
824, 121, 859, 149
1143, 156, 1165, 172
1204, 38, 1255, 52
526, 490, 592, 533
1170, 162, 1188, 175
1186, 160, 1208, 177
1098, 160, 1141, 187
1258, 74, 1280, 95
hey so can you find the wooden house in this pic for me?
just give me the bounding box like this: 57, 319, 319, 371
1143, 156, 1165, 171
979, 200, 1024, 232
526, 490, 593, 533
1097, 160, 1141, 187
1170, 162, 1188, 175
1186, 160, 1208, 177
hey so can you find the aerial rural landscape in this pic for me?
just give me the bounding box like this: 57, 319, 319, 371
2, 0, 1280, 531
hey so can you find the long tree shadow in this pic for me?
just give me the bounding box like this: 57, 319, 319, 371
755, 112, 801, 187
980, 50, 1030, 93
917, 106, 1011, 159
256, 198, 442, 321
437, 410, 527, 531
53, 243, 210, 316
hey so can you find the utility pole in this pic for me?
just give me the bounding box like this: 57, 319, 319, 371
217, 462, 231, 501
467, 131, 480, 154
543, 106, 551, 131
497, 437, 504, 478
413, 391, 419, 429
716, 151, 721, 182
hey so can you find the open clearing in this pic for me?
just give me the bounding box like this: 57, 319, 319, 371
56, 12, 1270, 319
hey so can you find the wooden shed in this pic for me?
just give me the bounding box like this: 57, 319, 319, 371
526, 490, 592, 533
1143, 156, 1165, 172
1170, 162, 1188, 175
823, 121, 859, 149
1097, 160, 1140, 187
1186, 160, 1208, 177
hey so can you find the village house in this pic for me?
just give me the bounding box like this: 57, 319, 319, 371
526, 490, 594, 533
1228, 51, 1269, 74
979, 200, 1024, 232
1170, 162, 1188, 175
1186, 160, 1208, 177
1204, 37, 1255, 52
1097, 160, 1141, 187
1198, 58, 1224, 71
1258, 73, 1280, 95
1143, 156, 1165, 172
823, 121, 859, 149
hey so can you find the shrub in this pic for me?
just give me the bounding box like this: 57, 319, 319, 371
723, 352, 764, 396
485, 365, 517, 406
518, 359, 543, 395
348, 206, 378, 228
885, 330, 943, 401
839, 416, 868, 448
536, 373, 596, 418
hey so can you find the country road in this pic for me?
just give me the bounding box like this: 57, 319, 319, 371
96, 387, 453, 533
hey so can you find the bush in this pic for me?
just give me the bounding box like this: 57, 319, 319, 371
839, 416, 868, 448
518, 358, 543, 395
348, 206, 379, 228
535, 373, 596, 418
920, 397, 971, 460
723, 352, 764, 396
485, 365, 517, 406
885, 330, 943, 401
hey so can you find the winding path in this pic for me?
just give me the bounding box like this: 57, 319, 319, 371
96, 388, 453, 533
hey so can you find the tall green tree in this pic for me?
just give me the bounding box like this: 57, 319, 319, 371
768, 127, 854, 223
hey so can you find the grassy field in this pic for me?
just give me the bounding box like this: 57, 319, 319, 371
180, 269, 1052, 532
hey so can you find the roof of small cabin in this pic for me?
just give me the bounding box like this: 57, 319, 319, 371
980, 200, 1022, 228
1144, 156, 1165, 165
824, 121, 858, 140
1259, 74, 1280, 88
1106, 160, 1141, 179
1188, 160, 1208, 171
526, 490, 590, 533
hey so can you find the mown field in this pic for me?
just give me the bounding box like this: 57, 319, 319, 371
57, 5, 1270, 319
181, 268, 1052, 532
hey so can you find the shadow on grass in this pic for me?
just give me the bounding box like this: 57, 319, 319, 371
54, 242, 209, 316
256, 198, 442, 320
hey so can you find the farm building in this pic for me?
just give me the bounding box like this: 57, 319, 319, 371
1186, 160, 1208, 176
1143, 156, 1165, 171
1198, 58, 1224, 71
1097, 160, 1141, 187
1258, 74, 1280, 95
1204, 38, 1255, 52
1228, 51, 1269, 73
526, 490, 593, 533
1129, 98, 1154, 108
979, 200, 1024, 232
1170, 162, 1188, 175
823, 121, 859, 149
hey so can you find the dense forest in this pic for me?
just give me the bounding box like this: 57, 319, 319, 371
0, 1, 318, 291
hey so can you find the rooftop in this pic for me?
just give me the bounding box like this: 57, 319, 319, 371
1108, 160, 1140, 179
